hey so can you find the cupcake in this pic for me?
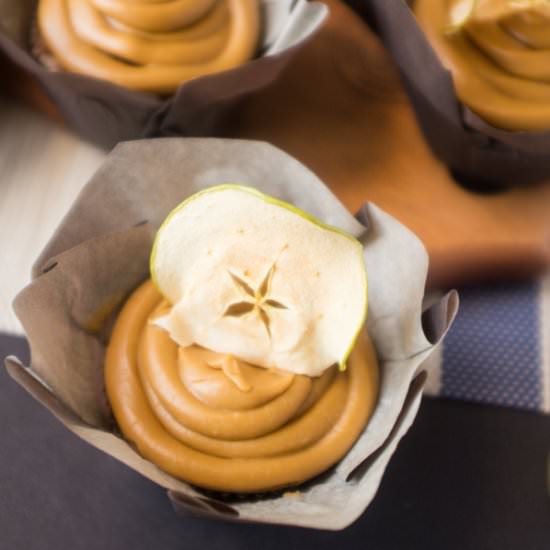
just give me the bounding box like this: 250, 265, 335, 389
415, 0, 550, 132
6, 138, 457, 528
0, 1, 327, 148
356, 0, 550, 188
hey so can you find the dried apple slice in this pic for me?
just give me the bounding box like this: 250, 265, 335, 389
150, 185, 367, 377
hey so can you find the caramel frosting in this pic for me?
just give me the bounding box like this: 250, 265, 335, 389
415, 0, 550, 130
37, 0, 260, 94
105, 280, 379, 493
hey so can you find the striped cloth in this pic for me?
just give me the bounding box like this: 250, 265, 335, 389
425, 274, 550, 413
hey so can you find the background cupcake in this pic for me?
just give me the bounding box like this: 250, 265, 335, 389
349, 0, 550, 189
0, 0, 327, 148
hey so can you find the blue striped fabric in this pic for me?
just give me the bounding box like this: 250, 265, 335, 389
440, 282, 543, 411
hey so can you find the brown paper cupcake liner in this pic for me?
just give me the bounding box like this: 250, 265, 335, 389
347, 0, 550, 189
0, 0, 327, 149
4, 138, 458, 529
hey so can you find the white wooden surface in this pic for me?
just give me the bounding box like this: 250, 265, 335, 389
0, 96, 106, 334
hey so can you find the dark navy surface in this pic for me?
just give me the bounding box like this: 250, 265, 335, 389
442, 282, 542, 410
1, 333, 549, 550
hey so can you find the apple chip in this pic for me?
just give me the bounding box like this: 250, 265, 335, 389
151, 185, 367, 376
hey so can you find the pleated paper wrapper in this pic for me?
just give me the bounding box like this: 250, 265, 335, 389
5, 138, 457, 530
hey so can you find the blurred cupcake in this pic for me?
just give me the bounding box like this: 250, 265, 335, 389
6, 138, 457, 529
0, 0, 327, 148
417, 0, 550, 132
355, 0, 550, 188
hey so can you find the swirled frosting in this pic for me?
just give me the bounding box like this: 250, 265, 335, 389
105, 280, 379, 493
36, 0, 260, 94
415, 0, 550, 130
